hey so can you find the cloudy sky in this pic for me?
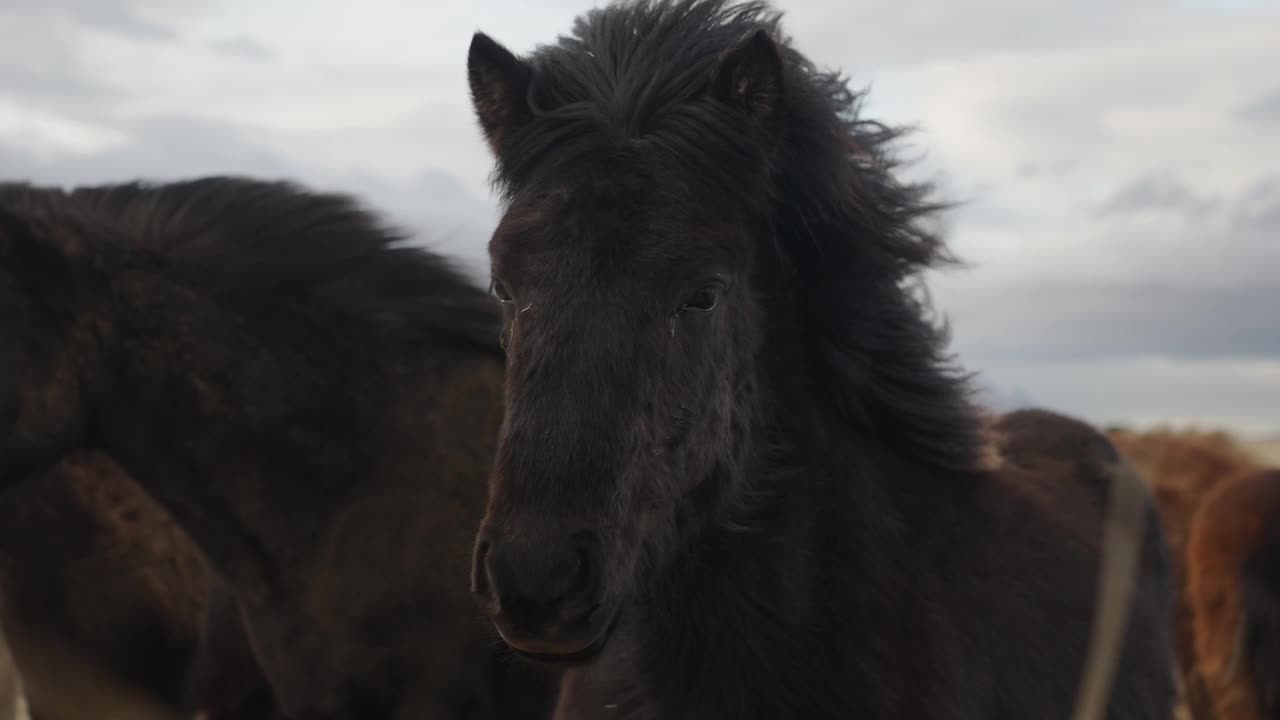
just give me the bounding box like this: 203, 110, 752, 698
3, 0, 1277, 435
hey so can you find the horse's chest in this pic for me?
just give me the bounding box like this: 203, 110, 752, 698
552, 651, 826, 720
553, 664, 655, 720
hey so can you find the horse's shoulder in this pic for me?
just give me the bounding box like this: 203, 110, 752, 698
957, 407, 1158, 560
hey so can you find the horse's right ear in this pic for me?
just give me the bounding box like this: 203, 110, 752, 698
712, 28, 784, 133
467, 32, 533, 156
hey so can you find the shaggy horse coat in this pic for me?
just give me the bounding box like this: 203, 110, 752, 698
465, 0, 1178, 717
0, 178, 558, 719
1186, 468, 1280, 720
0, 450, 271, 720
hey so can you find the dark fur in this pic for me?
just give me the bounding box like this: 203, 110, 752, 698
465, 0, 1176, 717
0, 450, 269, 720
0, 177, 559, 718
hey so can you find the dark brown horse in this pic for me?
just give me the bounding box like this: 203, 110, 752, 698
1186, 468, 1280, 720
0, 450, 272, 720
0, 177, 558, 719
463, 0, 1176, 717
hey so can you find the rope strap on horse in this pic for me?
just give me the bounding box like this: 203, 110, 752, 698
1069, 457, 1151, 720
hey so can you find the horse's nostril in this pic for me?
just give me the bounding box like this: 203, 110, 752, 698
567, 533, 602, 603
566, 546, 593, 599
479, 531, 605, 630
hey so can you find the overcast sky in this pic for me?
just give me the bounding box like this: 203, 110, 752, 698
2, 0, 1277, 435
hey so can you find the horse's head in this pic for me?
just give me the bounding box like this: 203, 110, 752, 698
465, 11, 786, 663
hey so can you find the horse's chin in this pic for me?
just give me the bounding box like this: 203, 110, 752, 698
500, 606, 622, 667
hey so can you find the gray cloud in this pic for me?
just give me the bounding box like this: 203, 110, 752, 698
785, 0, 1169, 71
63, 5, 176, 41
1094, 172, 1220, 218
1014, 159, 1080, 180
207, 36, 276, 62
937, 169, 1280, 369
969, 353, 1280, 436
943, 281, 1280, 366
0, 24, 126, 105
0, 63, 122, 104
0, 114, 294, 186
1232, 175, 1280, 232
1238, 86, 1280, 127
3, 0, 182, 41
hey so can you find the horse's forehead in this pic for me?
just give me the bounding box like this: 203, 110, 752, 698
497, 184, 660, 253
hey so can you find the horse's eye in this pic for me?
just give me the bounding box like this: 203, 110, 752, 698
490, 277, 512, 303
679, 284, 720, 313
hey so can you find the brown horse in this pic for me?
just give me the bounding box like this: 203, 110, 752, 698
0, 450, 271, 720
464, 0, 1176, 717
1109, 427, 1271, 719
1186, 468, 1280, 720
0, 177, 558, 718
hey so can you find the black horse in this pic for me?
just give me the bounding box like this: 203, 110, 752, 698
0, 177, 558, 718
464, 0, 1176, 717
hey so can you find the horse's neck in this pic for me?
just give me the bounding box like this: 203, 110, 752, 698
660, 393, 928, 695
95, 386, 280, 596
92, 289, 311, 595
620, 440, 847, 713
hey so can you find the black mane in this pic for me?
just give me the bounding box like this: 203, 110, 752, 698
0, 176, 503, 354
490, 0, 987, 472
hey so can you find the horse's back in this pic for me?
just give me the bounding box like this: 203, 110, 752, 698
976, 408, 1177, 718
994, 408, 1128, 503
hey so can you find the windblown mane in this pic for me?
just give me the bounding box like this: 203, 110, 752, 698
0, 177, 503, 354
490, 0, 987, 472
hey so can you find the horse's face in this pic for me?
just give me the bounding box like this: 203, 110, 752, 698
466, 29, 783, 661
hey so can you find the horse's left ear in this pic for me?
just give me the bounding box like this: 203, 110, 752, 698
712, 28, 783, 130
467, 32, 534, 156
